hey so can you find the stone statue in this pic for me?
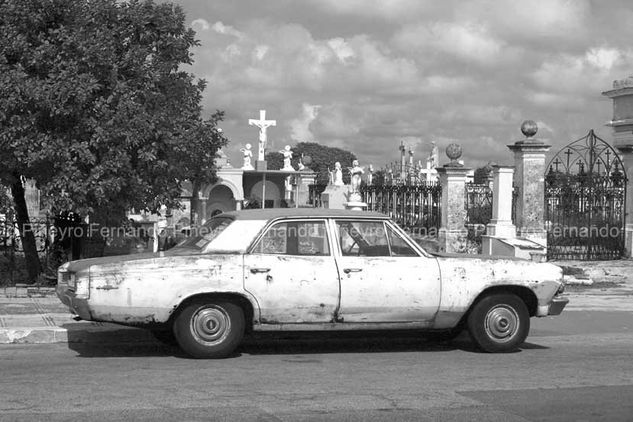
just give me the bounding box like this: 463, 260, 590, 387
240, 143, 254, 170
348, 160, 364, 194
332, 162, 344, 186
280, 145, 294, 171
367, 164, 374, 185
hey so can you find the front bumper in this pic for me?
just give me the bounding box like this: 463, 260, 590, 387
547, 296, 569, 316
56, 284, 91, 320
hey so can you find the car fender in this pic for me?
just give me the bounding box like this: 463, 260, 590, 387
433, 257, 563, 328
87, 254, 250, 325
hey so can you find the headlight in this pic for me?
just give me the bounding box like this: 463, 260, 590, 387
58, 271, 77, 289
58, 269, 73, 286
68, 273, 77, 288
57, 268, 89, 297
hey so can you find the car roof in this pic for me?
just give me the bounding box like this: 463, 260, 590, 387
218, 208, 390, 221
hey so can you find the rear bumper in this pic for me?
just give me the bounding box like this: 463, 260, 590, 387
547, 296, 569, 316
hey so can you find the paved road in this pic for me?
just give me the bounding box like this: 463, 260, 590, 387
1, 310, 632, 421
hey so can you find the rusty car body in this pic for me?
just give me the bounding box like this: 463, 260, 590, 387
56, 209, 568, 358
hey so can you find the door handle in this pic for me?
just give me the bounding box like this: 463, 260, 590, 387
250, 267, 271, 274
343, 268, 362, 274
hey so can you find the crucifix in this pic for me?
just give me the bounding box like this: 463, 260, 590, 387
248, 110, 277, 162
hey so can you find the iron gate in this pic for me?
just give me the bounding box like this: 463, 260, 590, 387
545, 130, 626, 260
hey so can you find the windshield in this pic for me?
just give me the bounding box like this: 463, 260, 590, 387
175, 217, 234, 251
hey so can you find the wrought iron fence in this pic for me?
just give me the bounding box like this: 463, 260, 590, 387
1, 218, 56, 284
545, 130, 627, 260
307, 183, 442, 235
465, 183, 493, 246
0, 218, 109, 285
361, 183, 442, 235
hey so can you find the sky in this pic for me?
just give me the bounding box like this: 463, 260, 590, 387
172, 0, 633, 171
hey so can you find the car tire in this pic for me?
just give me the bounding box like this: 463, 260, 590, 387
467, 293, 529, 353
174, 299, 245, 359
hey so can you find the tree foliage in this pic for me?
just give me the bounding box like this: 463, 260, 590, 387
266, 142, 357, 184
473, 163, 495, 184
0, 0, 227, 280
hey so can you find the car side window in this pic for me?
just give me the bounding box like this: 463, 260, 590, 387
386, 225, 419, 257
336, 221, 391, 257
252, 221, 330, 256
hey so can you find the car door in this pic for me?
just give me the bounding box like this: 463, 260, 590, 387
243, 219, 340, 324
333, 219, 441, 323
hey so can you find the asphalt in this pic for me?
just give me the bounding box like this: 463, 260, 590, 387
1, 259, 632, 345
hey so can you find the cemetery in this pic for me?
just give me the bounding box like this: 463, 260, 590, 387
2, 75, 633, 284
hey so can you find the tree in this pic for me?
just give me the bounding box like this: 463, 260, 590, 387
0, 0, 227, 282
372, 169, 387, 186
265, 142, 357, 184
473, 163, 495, 184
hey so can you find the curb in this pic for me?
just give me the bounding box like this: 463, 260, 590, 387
0, 286, 57, 299
0, 324, 156, 345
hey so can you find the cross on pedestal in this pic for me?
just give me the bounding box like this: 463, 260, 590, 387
249, 110, 277, 162
564, 149, 573, 169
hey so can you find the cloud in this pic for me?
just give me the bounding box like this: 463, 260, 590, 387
303, 0, 439, 21
210, 21, 244, 39
178, 0, 633, 169
532, 47, 633, 96
289, 104, 321, 142
456, 0, 590, 41
394, 22, 504, 65
586, 47, 621, 70
191, 18, 210, 31
327, 38, 355, 63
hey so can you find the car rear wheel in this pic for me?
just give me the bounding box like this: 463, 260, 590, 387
467, 293, 529, 353
174, 299, 245, 359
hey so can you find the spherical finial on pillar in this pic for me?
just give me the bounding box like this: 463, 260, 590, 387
445, 143, 463, 167
521, 120, 538, 138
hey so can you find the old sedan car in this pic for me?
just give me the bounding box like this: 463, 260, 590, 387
56, 209, 568, 358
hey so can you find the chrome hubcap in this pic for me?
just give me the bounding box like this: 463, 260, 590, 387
190, 305, 231, 346
484, 305, 519, 343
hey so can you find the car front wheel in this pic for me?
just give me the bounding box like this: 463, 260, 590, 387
174, 299, 245, 359
467, 293, 529, 353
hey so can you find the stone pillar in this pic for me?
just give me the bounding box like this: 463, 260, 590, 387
486, 166, 516, 238
603, 75, 633, 257
507, 121, 550, 247
436, 144, 470, 253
